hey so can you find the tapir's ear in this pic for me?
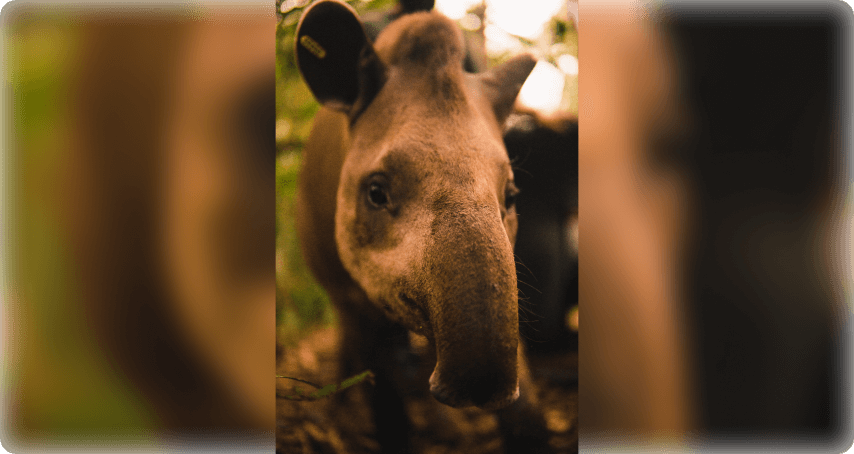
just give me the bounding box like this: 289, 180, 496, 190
399, 0, 435, 14
477, 54, 537, 124
296, 0, 386, 117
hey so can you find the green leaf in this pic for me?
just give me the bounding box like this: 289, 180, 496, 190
339, 370, 374, 389
312, 384, 337, 399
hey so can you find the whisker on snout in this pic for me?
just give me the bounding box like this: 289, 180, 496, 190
516, 285, 540, 308
514, 256, 539, 284
516, 278, 541, 295
518, 302, 541, 321
516, 294, 541, 321
511, 165, 534, 179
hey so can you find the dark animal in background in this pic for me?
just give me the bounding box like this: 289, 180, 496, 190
294, 0, 550, 452
504, 114, 578, 355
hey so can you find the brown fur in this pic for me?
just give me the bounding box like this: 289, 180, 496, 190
377, 12, 465, 68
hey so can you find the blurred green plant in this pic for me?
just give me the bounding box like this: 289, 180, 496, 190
277, 370, 375, 401
6, 14, 158, 438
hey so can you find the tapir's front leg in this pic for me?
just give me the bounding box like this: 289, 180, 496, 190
496, 345, 553, 454
336, 303, 413, 453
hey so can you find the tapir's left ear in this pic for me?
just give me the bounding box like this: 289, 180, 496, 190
296, 0, 386, 118
477, 54, 537, 124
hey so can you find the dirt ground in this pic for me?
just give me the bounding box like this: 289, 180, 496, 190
277, 327, 578, 454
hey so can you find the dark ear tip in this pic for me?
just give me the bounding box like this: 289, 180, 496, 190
517, 53, 537, 65
400, 0, 435, 14
490, 53, 538, 92
490, 53, 537, 89
512, 53, 538, 78
478, 53, 540, 124
298, 0, 357, 21
295, 0, 361, 51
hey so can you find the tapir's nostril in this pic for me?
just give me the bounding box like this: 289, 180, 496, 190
479, 384, 520, 411
429, 367, 520, 411
470, 376, 506, 407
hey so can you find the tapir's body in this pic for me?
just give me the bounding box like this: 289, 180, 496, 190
505, 114, 579, 354
294, 1, 549, 452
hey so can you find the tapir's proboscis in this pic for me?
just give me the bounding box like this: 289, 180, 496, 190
294, 1, 551, 452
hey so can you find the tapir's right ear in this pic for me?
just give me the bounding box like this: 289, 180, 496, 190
477, 54, 537, 125
296, 0, 387, 118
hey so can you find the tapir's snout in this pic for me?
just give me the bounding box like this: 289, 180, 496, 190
423, 205, 521, 411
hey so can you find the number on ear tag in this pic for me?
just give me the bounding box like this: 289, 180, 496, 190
300, 35, 326, 59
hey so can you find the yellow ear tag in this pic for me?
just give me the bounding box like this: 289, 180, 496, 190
300, 35, 326, 59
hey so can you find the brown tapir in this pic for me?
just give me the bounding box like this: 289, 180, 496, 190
293, 0, 550, 452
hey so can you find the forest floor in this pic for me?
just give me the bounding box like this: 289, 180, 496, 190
277, 326, 578, 454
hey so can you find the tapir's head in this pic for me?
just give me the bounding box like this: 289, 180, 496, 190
296, 0, 535, 410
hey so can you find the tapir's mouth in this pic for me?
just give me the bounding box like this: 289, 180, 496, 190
398, 292, 431, 336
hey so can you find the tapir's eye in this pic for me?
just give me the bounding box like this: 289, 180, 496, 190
505, 182, 519, 210
367, 181, 390, 208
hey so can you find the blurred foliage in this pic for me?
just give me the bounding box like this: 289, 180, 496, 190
5, 14, 158, 438
274, 1, 322, 349
841, 182, 854, 313
275, 0, 577, 347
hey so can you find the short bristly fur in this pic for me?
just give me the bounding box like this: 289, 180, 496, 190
294, 1, 549, 452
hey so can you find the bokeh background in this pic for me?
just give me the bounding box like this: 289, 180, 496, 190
4, 4, 275, 452
580, 1, 853, 451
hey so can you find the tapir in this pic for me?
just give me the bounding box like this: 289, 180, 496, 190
504, 114, 578, 355
294, 0, 550, 451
